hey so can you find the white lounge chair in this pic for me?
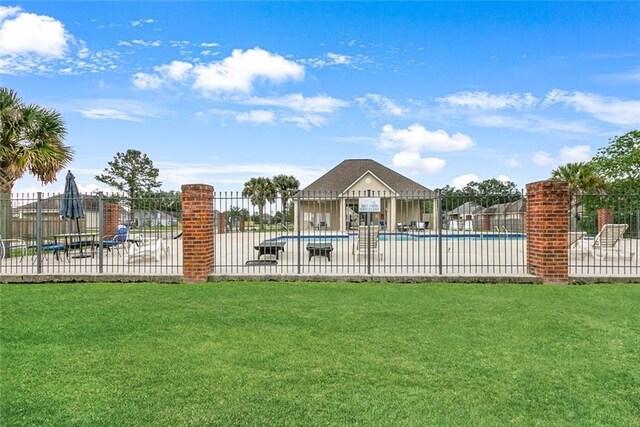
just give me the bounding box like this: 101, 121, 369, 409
568, 231, 587, 259
128, 237, 170, 263
575, 224, 634, 260
353, 225, 383, 262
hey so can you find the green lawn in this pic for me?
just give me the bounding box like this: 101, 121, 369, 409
2, 283, 639, 426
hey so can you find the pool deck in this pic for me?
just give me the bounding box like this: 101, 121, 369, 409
1, 231, 638, 281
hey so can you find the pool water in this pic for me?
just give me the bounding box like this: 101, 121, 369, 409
271, 233, 525, 243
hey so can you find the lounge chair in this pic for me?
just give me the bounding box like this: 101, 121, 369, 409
128, 237, 170, 263
575, 224, 635, 260
253, 239, 286, 260
100, 227, 130, 256
306, 242, 333, 261
353, 225, 383, 262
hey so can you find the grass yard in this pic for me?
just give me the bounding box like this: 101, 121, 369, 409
1, 282, 639, 426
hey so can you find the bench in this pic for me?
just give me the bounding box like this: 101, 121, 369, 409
306, 242, 333, 261
254, 241, 286, 260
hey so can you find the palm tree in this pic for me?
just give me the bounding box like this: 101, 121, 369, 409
1, 87, 73, 237
0, 87, 73, 195
550, 162, 606, 195
272, 174, 300, 224
242, 177, 276, 229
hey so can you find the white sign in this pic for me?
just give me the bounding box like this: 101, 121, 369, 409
359, 197, 381, 213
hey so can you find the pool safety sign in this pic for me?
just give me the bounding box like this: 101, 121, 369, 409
359, 197, 381, 213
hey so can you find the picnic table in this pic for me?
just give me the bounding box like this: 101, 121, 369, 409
254, 241, 286, 260
306, 242, 334, 261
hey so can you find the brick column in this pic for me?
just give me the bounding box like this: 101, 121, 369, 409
525, 180, 569, 284
482, 215, 491, 231
103, 203, 122, 236
181, 184, 214, 283
597, 209, 613, 233
217, 212, 226, 234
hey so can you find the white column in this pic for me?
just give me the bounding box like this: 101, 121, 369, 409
389, 197, 397, 231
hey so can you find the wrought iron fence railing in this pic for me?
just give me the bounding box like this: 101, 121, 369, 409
0, 192, 182, 276
213, 190, 528, 276
4, 188, 638, 280
569, 192, 640, 277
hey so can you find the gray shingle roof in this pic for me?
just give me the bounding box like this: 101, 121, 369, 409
483, 198, 526, 215
446, 201, 485, 216
301, 159, 434, 196
16, 194, 102, 212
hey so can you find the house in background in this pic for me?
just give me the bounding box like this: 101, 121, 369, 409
130, 209, 179, 227
445, 201, 485, 230
295, 159, 435, 232
480, 199, 526, 232
12, 194, 104, 237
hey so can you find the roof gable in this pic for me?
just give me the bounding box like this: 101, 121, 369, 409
302, 159, 433, 196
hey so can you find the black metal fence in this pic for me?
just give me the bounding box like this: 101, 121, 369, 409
569, 192, 640, 277
0, 192, 182, 276
213, 190, 528, 276
4, 188, 638, 280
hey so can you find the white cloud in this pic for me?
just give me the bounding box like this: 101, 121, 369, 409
200, 42, 219, 48
242, 94, 347, 129
133, 48, 305, 95
0, 9, 69, 57
544, 89, 640, 126
437, 91, 538, 110
326, 52, 349, 64
451, 174, 479, 189
356, 93, 406, 117
470, 114, 598, 135
533, 144, 591, 167
192, 47, 304, 94
244, 93, 348, 113
282, 114, 326, 130
497, 175, 511, 183
132, 61, 193, 89
506, 156, 520, 167
77, 108, 142, 122
379, 124, 475, 152
302, 52, 351, 68
131, 39, 161, 47
532, 151, 556, 167
236, 110, 276, 124
156, 60, 193, 81
198, 94, 345, 129
200, 108, 276, 125
0, 6, 21, 20
593, 68, 640, 84
132, 72, 163, 89
392, 151, 446, 174
559, 145, 591, 163
131, 18, 155, 27
75, 99, 162, 122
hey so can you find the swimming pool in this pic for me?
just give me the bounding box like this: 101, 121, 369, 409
270, 232, 526, 243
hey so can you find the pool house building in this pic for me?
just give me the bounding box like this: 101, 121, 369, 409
294, 159, 436, 232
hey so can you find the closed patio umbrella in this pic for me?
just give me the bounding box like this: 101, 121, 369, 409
59, 170, 88, 257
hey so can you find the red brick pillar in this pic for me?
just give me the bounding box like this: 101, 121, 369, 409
217, 212, 225, 234
181, 184, 214, 283
103, 203, 122, 236
597, 209, 613, 233
482, 215, 491, 231
525, 180, 569, 284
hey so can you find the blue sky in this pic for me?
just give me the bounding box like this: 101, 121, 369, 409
2, 1, 639, 194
